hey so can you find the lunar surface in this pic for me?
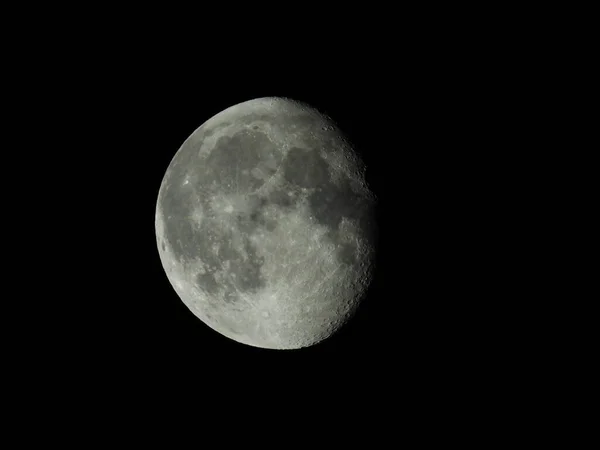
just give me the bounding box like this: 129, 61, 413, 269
155, 97, 377, 349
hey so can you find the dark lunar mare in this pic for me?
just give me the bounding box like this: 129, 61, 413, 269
202, 130, 281, 194
276, 145, 376, 267
160, 129, 282, 306
193, 222, 267, 304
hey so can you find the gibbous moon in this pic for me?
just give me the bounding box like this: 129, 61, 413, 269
155, 97, 377, 349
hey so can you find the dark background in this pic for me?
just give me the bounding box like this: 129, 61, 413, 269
21, 23, 529, 411
77, 59, 507, 396
5, 8, 569, 439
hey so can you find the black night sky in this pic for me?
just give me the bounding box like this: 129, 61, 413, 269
33, 34, 517, 411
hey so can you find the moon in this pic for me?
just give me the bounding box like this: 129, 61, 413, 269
155, 97, 377, 349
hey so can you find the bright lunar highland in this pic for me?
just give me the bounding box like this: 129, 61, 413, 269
155, 97, 377, 349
